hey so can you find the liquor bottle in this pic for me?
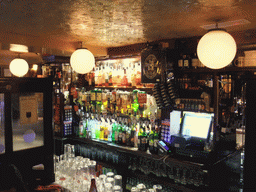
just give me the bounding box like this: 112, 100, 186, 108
131, 64, 137, 87
141, 125, 148, 152
111, 119, 117, 143
79, 111, 85, 137
178, 53, 184, 68
99, 117, 104, 141
94, 67, 99, 86
121, 68, 129, 86
118, 118, 123, 145
106, 117, 112, 142
114, 119, 119, 144
137, 123, 143, 150
153, 124, 160, 154
98, 66, 102, 86
122, 119, 127, 145
183, 55, 190, 69
191, 53, 199, 69
101, 66, 106, 86
132, 90, 139, 116
83, 113, 88, 138
89, 178, 98, 192
149, 124, 155, 154
104, 65, 109, 86
138, 122, 148, 152
96, 89, 102, 114
109, 66, 113, 86
90, 89, 96, 113
72, 109, 80, 137
130, 122, 136, 147
126, 121, 132, 146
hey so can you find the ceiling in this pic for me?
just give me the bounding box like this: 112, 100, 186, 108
0, 0, 256, 55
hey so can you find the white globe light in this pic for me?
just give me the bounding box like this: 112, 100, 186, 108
10, 58, 29, 77
70, 49, 95, 74
197, 29, 237, 69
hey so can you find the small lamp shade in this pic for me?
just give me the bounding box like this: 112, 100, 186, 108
70, 49, 95, 74
9, 58, 29, 77
197, 29, 237, 69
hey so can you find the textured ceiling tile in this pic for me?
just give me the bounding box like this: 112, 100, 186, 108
0, 0, 255, 49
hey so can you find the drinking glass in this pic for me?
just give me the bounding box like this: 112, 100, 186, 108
97, 174, 107, 192
174, 166, 181, 183
130, 187, 138, 192
89, 160, 97, 179
54, 155, 59, 173
70, 145, 75, 158
181, 168, 187, 185
106, 177, 115, 187
154, 161, 161, 177
81, 163, 89, 182
82, 180, 90, 192
73, 167, 83, 191
131, 157, 138, 171
153, 184, 163, 192
60, 154, 65, 162
83, 158, 90, 165
137, 183, 146, 191
114, 175, 122, 187
113, 185, 122, 192
193, 172, 200, 187
168, 165, 174, 180
64, 144, 71, 160
106, 172, 115, 178
104, 182, 113, 192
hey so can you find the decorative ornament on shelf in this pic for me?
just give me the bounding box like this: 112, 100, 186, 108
70, 42, 95, 74
197, 22, 237, 69
9, 54, 29, 77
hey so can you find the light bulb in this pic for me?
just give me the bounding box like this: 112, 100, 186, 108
10, 58, 29, 77
197, 29, 237, 69
70, 49, 95, 74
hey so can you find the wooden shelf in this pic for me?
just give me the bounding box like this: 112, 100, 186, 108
178, 66, 256, 74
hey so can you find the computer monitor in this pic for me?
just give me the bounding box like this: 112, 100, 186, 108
180, 111, 214, 143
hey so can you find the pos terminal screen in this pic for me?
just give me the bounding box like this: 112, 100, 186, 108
181, 111, 214, 139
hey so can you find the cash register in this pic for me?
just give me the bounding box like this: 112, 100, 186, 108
169, 110, 214, 157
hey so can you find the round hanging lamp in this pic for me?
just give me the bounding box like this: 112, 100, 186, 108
70, 48, 95, 74
10, 58, 29, 77
197, 28, 237, 69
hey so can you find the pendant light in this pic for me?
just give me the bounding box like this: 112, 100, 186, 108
70, 42, 95, 74
197, 23, 237, 69
9, 54, 29, 77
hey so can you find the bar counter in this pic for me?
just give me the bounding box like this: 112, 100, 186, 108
54, 136, 242, 192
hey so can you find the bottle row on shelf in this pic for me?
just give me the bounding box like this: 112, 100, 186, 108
73, 88, 160, 119
94, 59, 142, 87
177, 53, 204, 69
75, 113, 161, 154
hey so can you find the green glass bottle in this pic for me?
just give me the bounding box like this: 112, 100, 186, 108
149, 123, 155, 154
90, 89, 96, 113
82, 115, 88, 138
96, 89, 102, 114
153, 123, 160, 154
112, 120, 117, 143
122, 120, 127, 145
137, 123, 143, 150
118, 119, 123, 145
132, 90, 139, 116
141, 125, 148, 152
130, 122, 136, 147
126, 121, 132, 146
